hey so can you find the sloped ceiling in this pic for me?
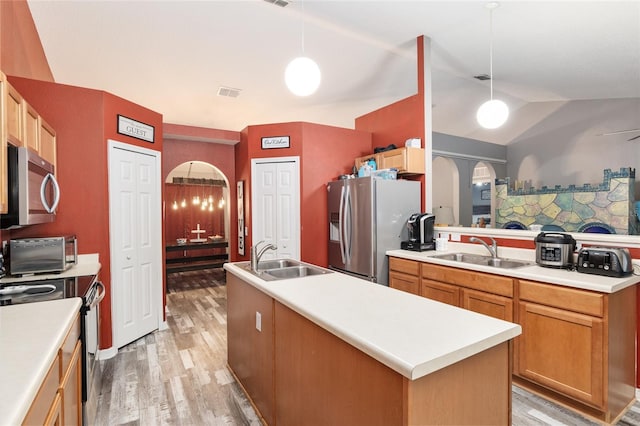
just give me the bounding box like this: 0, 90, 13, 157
28, 1, 640, 145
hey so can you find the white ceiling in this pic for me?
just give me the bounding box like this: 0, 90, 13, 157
27, 1, 640, 145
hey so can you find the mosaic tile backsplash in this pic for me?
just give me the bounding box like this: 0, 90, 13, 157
495, 168, 638, 235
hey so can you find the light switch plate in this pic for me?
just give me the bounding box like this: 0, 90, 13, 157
255, 312, 262, 332
451, 233, 461, 241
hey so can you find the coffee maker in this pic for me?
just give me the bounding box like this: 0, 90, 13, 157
401, 213, 435, 251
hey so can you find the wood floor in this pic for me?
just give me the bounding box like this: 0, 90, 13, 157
95, 269, 640, 426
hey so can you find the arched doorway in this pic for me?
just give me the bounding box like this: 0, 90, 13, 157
164, 161, 230, 271
471, 161, 496, 227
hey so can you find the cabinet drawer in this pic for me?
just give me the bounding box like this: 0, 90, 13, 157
519, 280, 604, 317
462, 288, 513, 322
422, 263, 513, 297
421, 279, 460, 306
389, 257, 419, 276
421, 263, 448, 282
389, 271, 420, 295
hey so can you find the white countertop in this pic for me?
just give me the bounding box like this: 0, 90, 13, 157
224, 262, 521, 381
387, 242, 640, 293
0, 298, 82, 425
1, 253, 101, 284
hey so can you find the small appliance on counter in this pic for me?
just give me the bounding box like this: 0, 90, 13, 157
8, 235, 77, 276
401, 213, 435, 251
535, 232, 576, 268
576, 247, 634, 277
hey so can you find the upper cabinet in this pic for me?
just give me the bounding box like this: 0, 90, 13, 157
39, 118, 57, 166
4, 78, 57, 168
355, 147, 425, 175
6, 81, 24, 147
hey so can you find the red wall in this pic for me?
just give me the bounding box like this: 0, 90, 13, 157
0, 0, 53, 81
235, 122, 372, 267
7, 76, 163, 350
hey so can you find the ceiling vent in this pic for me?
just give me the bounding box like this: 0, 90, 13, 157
473, 74, 491, 81
217, 86, 241, 98
263, 0, 290, 7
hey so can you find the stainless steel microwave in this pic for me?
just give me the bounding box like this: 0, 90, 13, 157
8, 235, 77, 276
1, 145, 60, 229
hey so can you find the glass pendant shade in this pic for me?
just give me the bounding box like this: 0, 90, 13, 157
285, 57, 321, 96
477, 99, 509, 129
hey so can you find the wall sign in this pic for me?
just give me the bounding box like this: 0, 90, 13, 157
261, 136, 290, 149
117, 115, 155, 143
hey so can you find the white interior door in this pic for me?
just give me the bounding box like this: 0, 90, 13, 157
251, 157, 300, 260
109, 140, 162, 349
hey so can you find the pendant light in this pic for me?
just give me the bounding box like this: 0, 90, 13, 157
285, 0, 321, 96
476, 2, 509, 129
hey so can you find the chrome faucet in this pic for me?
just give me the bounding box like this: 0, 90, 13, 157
469, 236, 498, 258
251, 240, 277, 272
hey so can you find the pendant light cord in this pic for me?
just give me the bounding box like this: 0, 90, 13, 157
301, 0, 306, 55
489, 6, 494, 101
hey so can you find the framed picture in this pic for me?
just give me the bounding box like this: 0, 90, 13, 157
481, 189, 491, 200
237, 181, 245, 256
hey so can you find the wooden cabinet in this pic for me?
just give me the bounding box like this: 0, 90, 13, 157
22, 313, 81, 426
462, 288, 513, 322
421, 262, 514, 321
39, 117, 57, 166
22, 352, 61, 425
515, 279, 635, 423
421, 278, 459, 307
25, 101, 40, 152
517, 300, 604, 408
6, 81, 24, 146
0, 72, 7, 214
388, 255, 637, 422
389, 257, 420, 295
378, 147, 424, 174
355, 147, 425, 175
3, 77, 57, 168
227, 274, 275, 425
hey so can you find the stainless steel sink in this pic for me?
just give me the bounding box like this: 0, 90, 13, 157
238, 259, 332, 281
256, 259, 303, 270
262, 265, 331, 280
431, 252, 532, 269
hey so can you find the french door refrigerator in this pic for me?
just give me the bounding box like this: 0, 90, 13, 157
327, 176, 420, 285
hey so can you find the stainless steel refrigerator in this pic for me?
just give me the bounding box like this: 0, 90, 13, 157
327, 176, 420, 285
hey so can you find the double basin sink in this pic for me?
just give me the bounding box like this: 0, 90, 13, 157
430, 252, 532, 269
240, 259, 332, 281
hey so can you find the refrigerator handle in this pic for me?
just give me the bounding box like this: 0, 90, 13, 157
344, 184, 352, 263
339, 185, 346, 264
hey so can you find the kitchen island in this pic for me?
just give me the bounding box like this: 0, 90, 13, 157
224, 261, 521, 425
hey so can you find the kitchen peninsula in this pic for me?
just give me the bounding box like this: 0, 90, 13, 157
224, 262, 521, 425
388, 239, 639, 424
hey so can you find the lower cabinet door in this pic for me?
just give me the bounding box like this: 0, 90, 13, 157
44, 392, 62, 426
421, 279, 460, 306
517, 301, 605, 409
389, 271, 420, 295
462, 288, 513, 321
60, 340, 82, 426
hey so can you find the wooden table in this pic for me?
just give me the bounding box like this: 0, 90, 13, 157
165, 240, 229, 274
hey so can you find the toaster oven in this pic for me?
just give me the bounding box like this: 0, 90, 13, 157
8, 235, 77, 276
